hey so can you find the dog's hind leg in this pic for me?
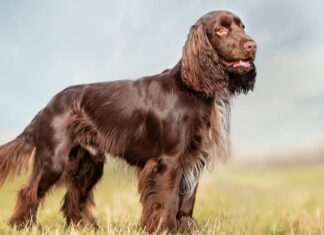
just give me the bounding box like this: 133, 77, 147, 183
8, 147, 67, 229
61, 146, 104, 229
8, 112, 74, 229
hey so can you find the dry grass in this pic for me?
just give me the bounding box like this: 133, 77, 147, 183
0, 160, 324, 234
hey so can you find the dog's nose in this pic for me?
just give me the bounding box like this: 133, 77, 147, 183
243, 40, 257, 52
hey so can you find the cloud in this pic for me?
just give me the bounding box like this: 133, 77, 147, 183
231, 44, 324, 157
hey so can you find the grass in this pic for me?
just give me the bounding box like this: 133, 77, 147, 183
0, 160, 324, 235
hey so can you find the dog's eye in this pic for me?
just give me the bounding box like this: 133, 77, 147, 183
216, 27, 228, 36
240, 24, 245, 30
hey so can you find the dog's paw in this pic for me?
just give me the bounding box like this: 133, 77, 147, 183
177, 215, 198, 233
141, 204, 177, 233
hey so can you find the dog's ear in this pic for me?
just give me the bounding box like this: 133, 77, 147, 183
181, 21, 225, 97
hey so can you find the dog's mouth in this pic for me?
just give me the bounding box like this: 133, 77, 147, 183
220, 58, 253, 69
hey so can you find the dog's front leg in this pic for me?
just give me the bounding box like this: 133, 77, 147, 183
138, 157, 182, 233
177, 184, 199, 233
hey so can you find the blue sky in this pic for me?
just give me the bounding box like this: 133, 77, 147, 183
0, 0, 323, 158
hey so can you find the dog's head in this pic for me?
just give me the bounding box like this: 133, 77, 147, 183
181, 10, 257, 96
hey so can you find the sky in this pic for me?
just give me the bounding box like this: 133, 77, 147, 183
0, 0, 323, 159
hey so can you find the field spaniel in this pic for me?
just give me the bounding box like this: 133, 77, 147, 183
0, 10, 256, 233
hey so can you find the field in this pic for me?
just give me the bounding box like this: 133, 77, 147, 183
0, 160, 324, 235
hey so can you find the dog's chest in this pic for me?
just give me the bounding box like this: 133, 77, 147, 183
204, 95, 231, 160
180, 95, 231, 197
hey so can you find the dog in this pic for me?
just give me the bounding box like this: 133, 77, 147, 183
0, 10, 256, 233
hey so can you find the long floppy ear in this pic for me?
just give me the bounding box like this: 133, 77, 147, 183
181, 21, 226, 97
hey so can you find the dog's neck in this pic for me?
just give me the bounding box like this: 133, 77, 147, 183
174, 61, 231, 101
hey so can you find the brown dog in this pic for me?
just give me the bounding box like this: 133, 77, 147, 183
0, 10, 256, 233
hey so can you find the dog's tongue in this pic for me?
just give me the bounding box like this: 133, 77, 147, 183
233, 60, 251, 68
221, 59, 251, 68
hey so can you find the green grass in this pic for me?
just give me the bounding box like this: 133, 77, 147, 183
0, 160, 324, 234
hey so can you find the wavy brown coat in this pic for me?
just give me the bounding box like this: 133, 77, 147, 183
0, 10, 256, 233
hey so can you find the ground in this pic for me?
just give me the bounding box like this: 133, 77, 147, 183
0, 159, 323, 235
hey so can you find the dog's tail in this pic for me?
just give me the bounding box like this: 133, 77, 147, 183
0, 124, 35, 188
